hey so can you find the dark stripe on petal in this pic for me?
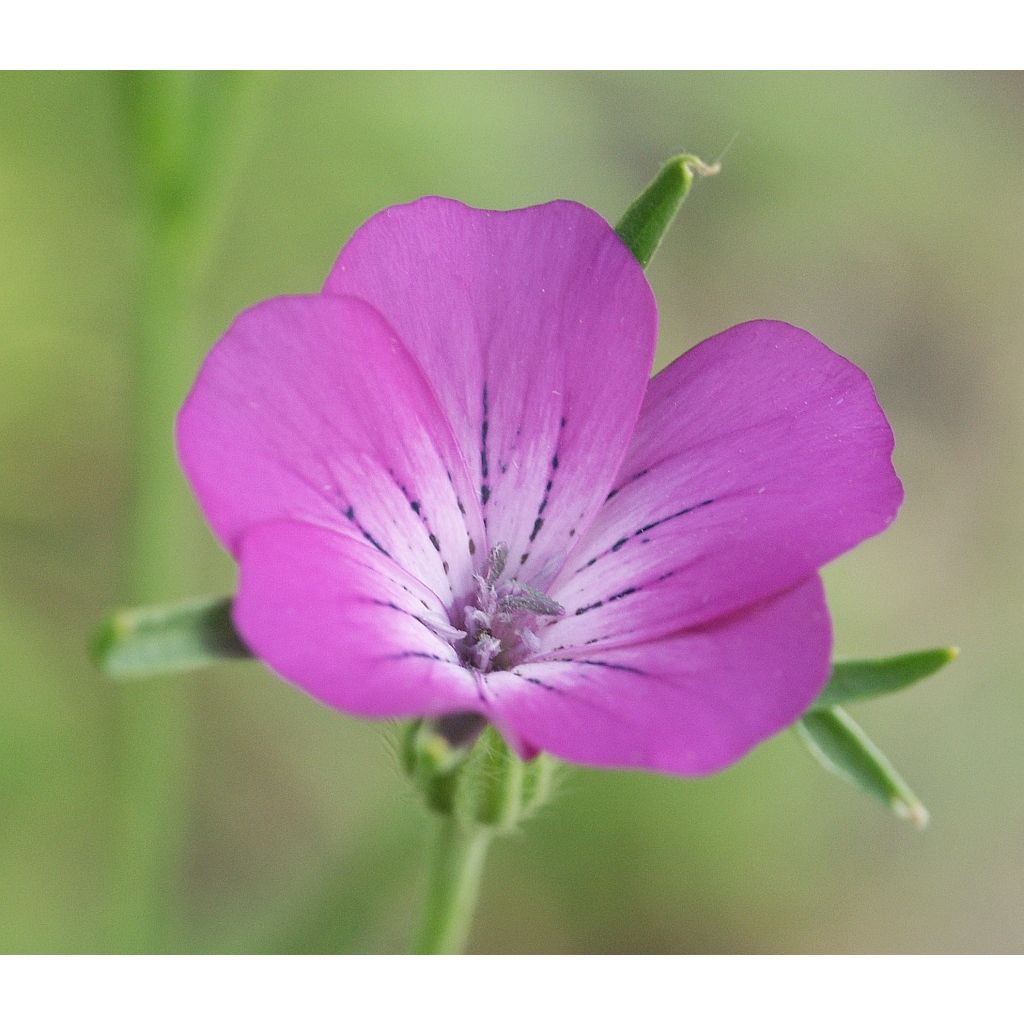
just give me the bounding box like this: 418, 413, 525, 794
480, 385, 490, 480
392, 651, 458, 664
553, 658, 645, 675
635, 498, 715, 536
574, 498, 715, 576
360, 529, 390, 557
520, 675, 559, 692
573, 587, 636, 616
605, 466, 651, 503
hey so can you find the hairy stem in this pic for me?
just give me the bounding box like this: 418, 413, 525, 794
412, 819, 492, 954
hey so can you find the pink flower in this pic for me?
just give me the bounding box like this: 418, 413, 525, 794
176, 198, 902, 775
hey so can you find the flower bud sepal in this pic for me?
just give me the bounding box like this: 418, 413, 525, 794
401, 715, 558, 833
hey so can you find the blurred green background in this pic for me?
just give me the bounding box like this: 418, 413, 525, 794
2, 71, 1021, 953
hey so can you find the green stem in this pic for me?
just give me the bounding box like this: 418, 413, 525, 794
112, 222, 197, 952
413, 819, 492, 954
110, 71, 250, 951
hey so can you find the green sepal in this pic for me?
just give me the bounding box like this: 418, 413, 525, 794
815, 647, 958, 707
795, 706, 928, 828
402, 719, 558, 833
615, 154, 720, 268
92, 595, 251, 677
401, 718, 476, 818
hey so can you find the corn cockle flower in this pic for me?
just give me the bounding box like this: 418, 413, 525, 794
176, 198, 902, 776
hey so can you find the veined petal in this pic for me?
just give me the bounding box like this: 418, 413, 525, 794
543, 320, 902, 653
176, 293, 484, 603
324, 197, 657, 587
485, 576, 831, 776
234, 520, 482, 717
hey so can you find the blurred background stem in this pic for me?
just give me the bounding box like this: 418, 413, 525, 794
113, 72, 250, 950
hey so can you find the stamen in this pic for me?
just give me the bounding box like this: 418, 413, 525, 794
498, 581, 565, 617
419, 611, 467, 643
485, 541, 508, 584
455, 542, 565, 672
519, 628, 541, 655
464, 607, 490, 634
470, 632, 502, 673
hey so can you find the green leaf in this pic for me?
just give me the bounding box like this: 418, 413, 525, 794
795, 706, 928, 828
92, 595, 252, 677
815, 647, 958, 707
615, 153, 720, 268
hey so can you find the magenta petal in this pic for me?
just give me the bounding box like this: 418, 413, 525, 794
543, 320, 903, 653
234, 520, 482, 718
176, 293, 484, 602
486, 575, 831, 776
324, 197, 657, 586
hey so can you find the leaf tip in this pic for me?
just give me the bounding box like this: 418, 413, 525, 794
893, 796, 930, 830
677, 153, 722, 178
90, 611, 122, 672
658, 153, 722, 190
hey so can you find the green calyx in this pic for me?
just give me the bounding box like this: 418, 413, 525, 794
401, 717, 558, 832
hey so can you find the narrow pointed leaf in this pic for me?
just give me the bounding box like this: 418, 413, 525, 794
795, 706, 928, 828
815, 647, 958, 707
93, 595, 252, 677
615, 154, 720, 268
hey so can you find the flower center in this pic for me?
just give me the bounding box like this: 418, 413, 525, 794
455, 542, 565, 672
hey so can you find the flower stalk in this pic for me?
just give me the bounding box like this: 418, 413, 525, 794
403, 720, 557, 952
413, 819, 493, 955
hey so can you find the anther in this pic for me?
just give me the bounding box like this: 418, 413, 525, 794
485, 542, 508, 585
498, 581, 565, 618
